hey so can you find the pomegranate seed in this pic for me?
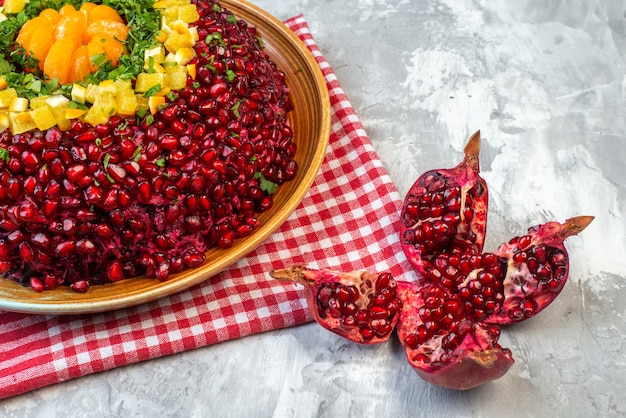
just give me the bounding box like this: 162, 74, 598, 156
76, 131, 97, 142
21, 150, 39, 168
107, 260, 124, 282
70, 280, 90, 293
170, 120, 187, 135
159, 134, 179, 150
17, 241, 33, 262
76, 238, 96, 254
30, 277, 45, 292
161, 104, 180, 121
107, 164, 126, 182
55, 240, 76, 257
183, 252, 205, 268
156, 261, 170, 281
0, 239, 9, 259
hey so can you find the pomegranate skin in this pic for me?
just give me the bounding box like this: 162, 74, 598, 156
271, 265, 401, 344
400, 131, 488, 275
412, 348, 515, 391
396, 281, 514, 390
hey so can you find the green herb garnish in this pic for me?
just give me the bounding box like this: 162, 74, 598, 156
0, 147, 9, 163
205, 32, 224, 46
132, 146, 143, 162
254, 172, 278, 195
103, 153, 111, 169
231, 99, 243, 118
142, 83, 162, 97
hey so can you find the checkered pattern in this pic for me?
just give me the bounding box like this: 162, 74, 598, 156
0, 15, 415, 399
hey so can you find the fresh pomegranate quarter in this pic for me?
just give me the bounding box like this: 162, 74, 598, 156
270, 265, 401, 344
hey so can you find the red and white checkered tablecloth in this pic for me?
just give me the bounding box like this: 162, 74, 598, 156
0, 15, 415, 399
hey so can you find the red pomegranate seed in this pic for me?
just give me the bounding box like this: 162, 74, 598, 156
30, 277, 45, 292
107, 260, 124, 282
159, 134, 179, 150
70, 280, 90, 293
183, 252, 205, 268
55, 240, 76, 257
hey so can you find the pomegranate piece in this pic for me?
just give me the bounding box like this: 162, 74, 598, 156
270, 265, 401, 344
396, 281, 514, 390
400, 131, 488, 274
485, 216, 594, 324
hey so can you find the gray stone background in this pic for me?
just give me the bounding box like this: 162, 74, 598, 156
2, 0, 625, 417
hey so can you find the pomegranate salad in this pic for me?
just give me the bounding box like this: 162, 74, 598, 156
0, 0, 296, 292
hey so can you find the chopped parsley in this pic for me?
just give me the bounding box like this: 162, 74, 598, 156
205, 32, 224, 46
68, 101, 88, 110
254, 172, 278, 195
103, 153, 111, 169
230, 99, 243, 118
144, 113, 155, 126
132, 146, 143, 162
0, 147, 9, 163
142, 83, 162, 97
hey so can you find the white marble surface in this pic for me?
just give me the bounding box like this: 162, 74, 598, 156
3, 0, 626, 416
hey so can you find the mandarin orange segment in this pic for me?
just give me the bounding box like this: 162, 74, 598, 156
44, 38, 75, 85
100, 34, 126, 65
79, 2, 97, 15
87, 5, 124, 24
87, 36, 107, 71
58, 4, 78, 16
15, 17, 42, 47
87, 35, 124, 69
83, 19, 130, 44
26, 26, 55, 70
69, 45, 92, 83
38, 8, 61, 24
54, 12, 88, 49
